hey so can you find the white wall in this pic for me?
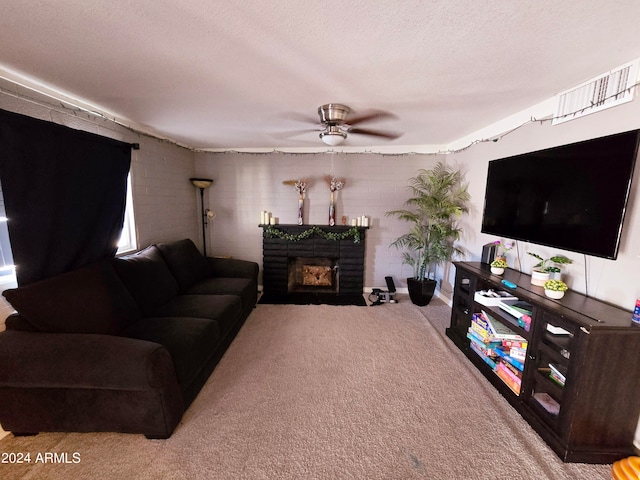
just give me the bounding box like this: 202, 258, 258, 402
448, 99, 640, 311
194, 151, 443, 291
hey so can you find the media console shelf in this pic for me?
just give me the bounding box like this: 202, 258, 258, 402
446, 261, 640, 464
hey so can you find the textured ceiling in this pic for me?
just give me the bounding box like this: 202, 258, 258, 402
1, 1, 640, 151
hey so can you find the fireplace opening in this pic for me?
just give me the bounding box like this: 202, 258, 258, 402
288, 257, 339, 293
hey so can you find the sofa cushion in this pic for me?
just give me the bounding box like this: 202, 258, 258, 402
113, 246, 180, 316
185, 277, 256, 310
150, 294, 242, 337
120, 316, 221, 391
2, 261, 140, 334
155, 239, 209, 292
4, 314, 38, 332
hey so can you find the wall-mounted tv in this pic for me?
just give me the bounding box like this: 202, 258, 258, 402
481, 129, 639, 259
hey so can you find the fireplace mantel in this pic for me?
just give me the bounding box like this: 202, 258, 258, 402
260, 225, 367, 295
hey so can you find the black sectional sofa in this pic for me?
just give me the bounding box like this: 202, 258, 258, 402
0, 238, 258, 438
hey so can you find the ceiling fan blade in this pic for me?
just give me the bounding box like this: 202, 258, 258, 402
270, 128, 320, 140
347, 127, 403, 140
278, 112, 320, 124
346, 110, 397, 125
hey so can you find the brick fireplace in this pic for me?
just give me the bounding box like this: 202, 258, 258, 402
261, 225, 367, 296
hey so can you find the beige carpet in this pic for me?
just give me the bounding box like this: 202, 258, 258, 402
0, 296, 611, 479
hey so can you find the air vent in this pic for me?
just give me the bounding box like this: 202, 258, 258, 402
553, 60, 639, 125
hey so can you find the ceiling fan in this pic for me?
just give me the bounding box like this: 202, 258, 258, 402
281, 104, 402, 146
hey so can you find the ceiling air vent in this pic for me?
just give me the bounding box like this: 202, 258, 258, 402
553, 59, 639, 125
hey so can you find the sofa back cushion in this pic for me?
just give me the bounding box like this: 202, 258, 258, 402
113, 245, 180, 315
2, 261, 141, 334
156, 239, 209, 292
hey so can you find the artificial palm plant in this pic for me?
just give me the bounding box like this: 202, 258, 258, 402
386, 162, 470, 305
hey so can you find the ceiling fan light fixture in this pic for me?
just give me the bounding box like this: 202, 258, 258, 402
320, 130, 347, 146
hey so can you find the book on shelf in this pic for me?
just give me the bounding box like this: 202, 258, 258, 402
496, 361, 522, 386
469, 342, 497, 369
471, 312, 490, 330
467, 332, 502, 359
470, 320, 491, 340
500, 358, 523, 380
467, 329, 502, 351
549, 373, 565, 387
495, 365, 521, 395
548, 363, 567, 386
480, 310, 526, 341
494, 347, 525, 371
468, 324, 500, 344
509, 347, 527, 361
501, 339, 528, 349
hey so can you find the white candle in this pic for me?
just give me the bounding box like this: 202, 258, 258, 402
363, 216, 369, 227
351, 218, 357, 226
356, 217, 361, 227
260, 211, 265, 225
269, 217, 276, 225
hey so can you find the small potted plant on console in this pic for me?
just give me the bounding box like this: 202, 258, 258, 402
544, 279, 568, 299
528, 252, 573, 285
490, 258, 508, 275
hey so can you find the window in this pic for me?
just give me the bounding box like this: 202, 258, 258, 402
117, 174, 137, 254
0, 185, 16, 287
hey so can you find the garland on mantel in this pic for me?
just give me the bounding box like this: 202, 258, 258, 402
264, 225, 361, 244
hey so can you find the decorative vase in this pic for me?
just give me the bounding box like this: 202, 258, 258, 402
545, 289, 565, 299
329, 191, 335, 226
491, 267, 505, 275
407, 277, 437, 306
531, 269, 550, 286
298, 195, 304, 225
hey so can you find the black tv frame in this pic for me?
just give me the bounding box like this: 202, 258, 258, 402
481, 129, 640, 260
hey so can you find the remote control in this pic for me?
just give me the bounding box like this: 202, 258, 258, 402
501, 279, 517, 289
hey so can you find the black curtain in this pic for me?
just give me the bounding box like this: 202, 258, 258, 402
0, 109, 133, 285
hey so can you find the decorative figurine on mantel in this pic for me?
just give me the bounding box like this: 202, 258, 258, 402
283, 179, 309, 225
325, 175, 345, 226
294, 180, 308, 225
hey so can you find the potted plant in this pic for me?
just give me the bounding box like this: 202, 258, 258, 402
544, 279, 568, 299
490, 258, 508, 275
492, 240, 513, 262
386, 162, 470, 306
528, 252, 573, 285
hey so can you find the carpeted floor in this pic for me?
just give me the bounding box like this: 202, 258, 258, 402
0, 296, 611, 479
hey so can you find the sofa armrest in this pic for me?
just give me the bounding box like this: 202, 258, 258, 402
0, 330, 178, 390
206, 257, 259, 279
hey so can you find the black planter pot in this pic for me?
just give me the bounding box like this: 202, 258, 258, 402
407, 277, 437, 306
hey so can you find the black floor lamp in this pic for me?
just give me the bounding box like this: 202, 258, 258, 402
190, 178, 214, 257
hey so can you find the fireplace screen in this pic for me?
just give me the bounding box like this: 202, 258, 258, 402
302, 265, 333, 286
288, 257, 338, 293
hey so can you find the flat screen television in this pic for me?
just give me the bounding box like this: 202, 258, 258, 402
481, 129, 640, 259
